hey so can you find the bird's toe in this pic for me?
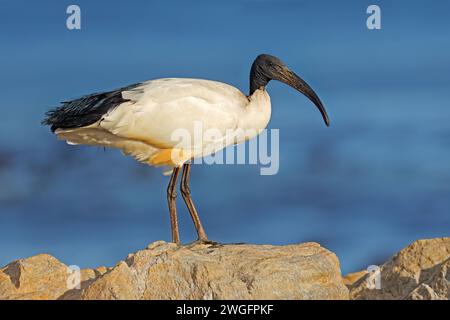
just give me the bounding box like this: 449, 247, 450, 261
187, 239, 222, 247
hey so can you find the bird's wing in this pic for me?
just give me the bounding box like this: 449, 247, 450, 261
99, 78, 249, 150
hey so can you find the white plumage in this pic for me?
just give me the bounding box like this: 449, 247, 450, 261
56, 78, 271, 170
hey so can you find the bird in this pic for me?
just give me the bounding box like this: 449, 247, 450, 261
42, 54, 330, 245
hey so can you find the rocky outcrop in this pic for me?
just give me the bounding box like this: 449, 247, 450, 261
3, 238, 448, 300
347, 238, 450, 300
0, 241, 348, 300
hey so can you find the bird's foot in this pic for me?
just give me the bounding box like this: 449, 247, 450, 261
171, 238, 182, 246
187, 238, 222, 247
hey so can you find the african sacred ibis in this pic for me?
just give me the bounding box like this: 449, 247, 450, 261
43, 54, 330, 244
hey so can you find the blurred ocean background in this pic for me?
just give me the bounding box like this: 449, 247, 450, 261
0, 0, 449, 274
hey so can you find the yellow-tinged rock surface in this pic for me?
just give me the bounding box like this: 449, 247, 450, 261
347, 238, 450, 300
342, 270, 368, 286
0, 241, 348, 300
0, 253, 108, 300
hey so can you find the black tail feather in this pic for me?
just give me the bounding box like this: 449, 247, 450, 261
42, 83, 141, 132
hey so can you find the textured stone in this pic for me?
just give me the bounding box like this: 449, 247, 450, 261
347, 238, 450, 300
0, 241, 348, 300
0, 254, 68, 300
0, 253, 107, 300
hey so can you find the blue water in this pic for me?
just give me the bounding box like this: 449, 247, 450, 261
0, 0, 449, 274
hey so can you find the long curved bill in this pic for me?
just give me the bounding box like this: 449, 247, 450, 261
283, 69, 330, 127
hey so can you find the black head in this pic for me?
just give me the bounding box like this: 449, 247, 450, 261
250, 54, 330, 127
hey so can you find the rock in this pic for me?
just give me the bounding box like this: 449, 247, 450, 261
0, 241, 348, 300
0, 253, 108, 300
347, 238, 450, 300
0, 254, 68, 300
342, 270, 367, 286
80, 241, 348, 300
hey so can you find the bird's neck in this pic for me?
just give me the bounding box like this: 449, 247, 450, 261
240, 88, 271, 136
249, 61, 270, 96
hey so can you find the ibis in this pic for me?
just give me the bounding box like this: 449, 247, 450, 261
43, 54, 330, 244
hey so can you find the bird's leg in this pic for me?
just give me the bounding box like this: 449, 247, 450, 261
180, 163, 209, 242
167, 167, 181, 244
